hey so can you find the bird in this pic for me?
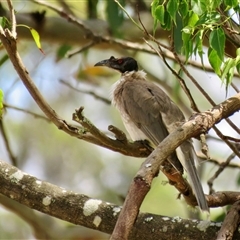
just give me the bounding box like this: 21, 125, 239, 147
94, 56, 209, 212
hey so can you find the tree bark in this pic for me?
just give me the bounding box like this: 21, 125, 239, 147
1, 159, 240, 240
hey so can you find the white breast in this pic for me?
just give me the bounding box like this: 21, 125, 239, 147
110, 72, 148, 141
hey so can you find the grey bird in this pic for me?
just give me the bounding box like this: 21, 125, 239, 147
94, 56, 209, 212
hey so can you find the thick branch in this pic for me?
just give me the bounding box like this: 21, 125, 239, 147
1, 159, 240, 240
216, 201, 240, 240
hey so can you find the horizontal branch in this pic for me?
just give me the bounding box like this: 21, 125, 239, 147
1, 159, 240, 240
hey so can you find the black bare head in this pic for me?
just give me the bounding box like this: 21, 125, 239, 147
94, 56, 138, 73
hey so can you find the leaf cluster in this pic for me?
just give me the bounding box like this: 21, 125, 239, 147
151, 0, 240, 89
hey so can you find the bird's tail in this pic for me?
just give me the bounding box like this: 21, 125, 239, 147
177, 141, 209, 212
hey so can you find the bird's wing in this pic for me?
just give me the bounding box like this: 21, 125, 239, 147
121, 79, 183, 145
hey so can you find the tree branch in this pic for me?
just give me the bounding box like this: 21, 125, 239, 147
216, 200, 240, 240
208, 151, 239, 194
1, 159, 240, 240
3, 103, 51, 122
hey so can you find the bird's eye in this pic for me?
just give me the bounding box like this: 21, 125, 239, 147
117, 59, 123, 64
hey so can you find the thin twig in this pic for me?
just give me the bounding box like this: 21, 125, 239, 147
208, 151, 237, 194
59, 79, 111, 105
197, 153, 240, 169
114, 0, 143, 31
223, 136, 240, 143
212, 125, 240, 163
67, 41, 95, 58
4, 103, 51, 122
0, 119, 17, 166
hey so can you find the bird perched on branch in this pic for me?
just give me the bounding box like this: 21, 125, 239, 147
94, 56, 209, 212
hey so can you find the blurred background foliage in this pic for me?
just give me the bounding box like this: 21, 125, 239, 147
0, 0, 240, 239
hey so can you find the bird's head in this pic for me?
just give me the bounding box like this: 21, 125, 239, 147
94, 56, 138, 73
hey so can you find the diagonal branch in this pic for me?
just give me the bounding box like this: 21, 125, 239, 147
110, 92, 240, 240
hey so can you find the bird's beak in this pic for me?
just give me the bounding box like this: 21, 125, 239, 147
94, 59, 109, 67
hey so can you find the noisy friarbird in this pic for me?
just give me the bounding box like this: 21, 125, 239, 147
94, 56, 209, 212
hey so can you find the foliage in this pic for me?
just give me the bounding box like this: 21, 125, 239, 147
151, 0, 240, 89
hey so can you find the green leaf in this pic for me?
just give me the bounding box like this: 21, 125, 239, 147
161, 10, 172, 30
210, 0, 222, 10
182, 31, 193, 60
194, 30, 204, 65
224, 0, 238, 8
236, 49, 240, 74
0, 16, 10, 28
208, 47, 222, 76
209, 28, 225, 61
0, 89, 4, 119
166, 0, 178, 24
233, 4, 240, 14
106, 0, 124, 36
225, 67, 234, 93
222, 58, 235, 94
179, 0, 188, 17
191, 0, 203, 15
154, 5, 165, 25
153, 18, 158, 35
56, 44, 72, 61
17, 25, 44, 53
196, 12, 221, 27
151, 0, 160, 17
236, 62, 240, 75
188, 11, 199, 27
196, 12, 221, 26
173, 14, 183, 53
236, 48, 240, 57
221, 58, 236, 83
30, 28, 44, 53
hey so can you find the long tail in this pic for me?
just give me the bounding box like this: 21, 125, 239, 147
177, 141, 209, 212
